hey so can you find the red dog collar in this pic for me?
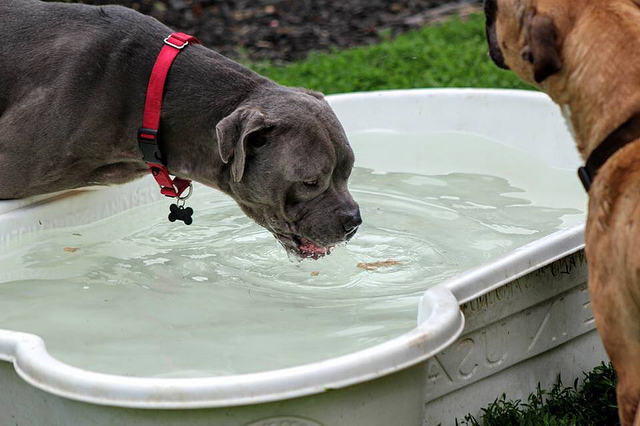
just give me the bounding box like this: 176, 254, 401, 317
138, 32, 200, 198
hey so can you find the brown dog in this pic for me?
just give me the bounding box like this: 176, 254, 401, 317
484, 0, 640, 424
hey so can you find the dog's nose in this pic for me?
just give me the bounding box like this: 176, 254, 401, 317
342, 208, 362, 234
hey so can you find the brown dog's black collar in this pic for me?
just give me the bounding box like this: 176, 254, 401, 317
578, 112, 640, 192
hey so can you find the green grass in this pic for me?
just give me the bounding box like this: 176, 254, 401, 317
248, 14, 534, 94
457, 363, 619, 426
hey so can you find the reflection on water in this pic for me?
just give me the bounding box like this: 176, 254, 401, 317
0, 166, 583, 378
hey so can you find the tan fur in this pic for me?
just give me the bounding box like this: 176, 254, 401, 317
486, 1, 640, 424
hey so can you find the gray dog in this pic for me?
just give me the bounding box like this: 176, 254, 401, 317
0, 0, 361, 259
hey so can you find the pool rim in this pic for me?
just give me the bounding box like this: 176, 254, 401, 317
0, 88, 585, 409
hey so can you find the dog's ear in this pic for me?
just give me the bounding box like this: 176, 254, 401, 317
524, 11, 563, 83
216, 107, 269, 182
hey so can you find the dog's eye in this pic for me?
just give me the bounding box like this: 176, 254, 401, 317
247, 131, 269, 149
303, 180, 318, 187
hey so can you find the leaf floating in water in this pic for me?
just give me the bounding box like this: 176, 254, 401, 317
357, 260, 402, 270
63, 247, 80, 253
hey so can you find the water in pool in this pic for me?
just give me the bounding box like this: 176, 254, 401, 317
0, 131, 585, 377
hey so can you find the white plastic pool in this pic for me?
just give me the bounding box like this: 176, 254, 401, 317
0, 89, 606, 425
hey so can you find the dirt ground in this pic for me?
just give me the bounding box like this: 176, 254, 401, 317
50, 0, 482, 62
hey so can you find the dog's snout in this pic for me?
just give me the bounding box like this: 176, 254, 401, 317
342, 208, 362, 234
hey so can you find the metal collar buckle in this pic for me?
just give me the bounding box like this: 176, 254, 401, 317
164, 36, 189, 50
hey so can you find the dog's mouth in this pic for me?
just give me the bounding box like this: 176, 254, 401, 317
275, 233, 334, 260
297, 236, 334, 259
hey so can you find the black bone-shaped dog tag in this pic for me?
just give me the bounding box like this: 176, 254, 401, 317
168, 204, 194, 225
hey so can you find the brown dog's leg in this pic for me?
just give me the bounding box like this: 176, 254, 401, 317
590, 270, 640, 426
617, 376, 640, 426
587, 220, 640, 426
618, 379, 640, 426
592, 302, 640, 426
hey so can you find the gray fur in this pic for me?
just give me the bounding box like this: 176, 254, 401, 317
0, 0, 361, 256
